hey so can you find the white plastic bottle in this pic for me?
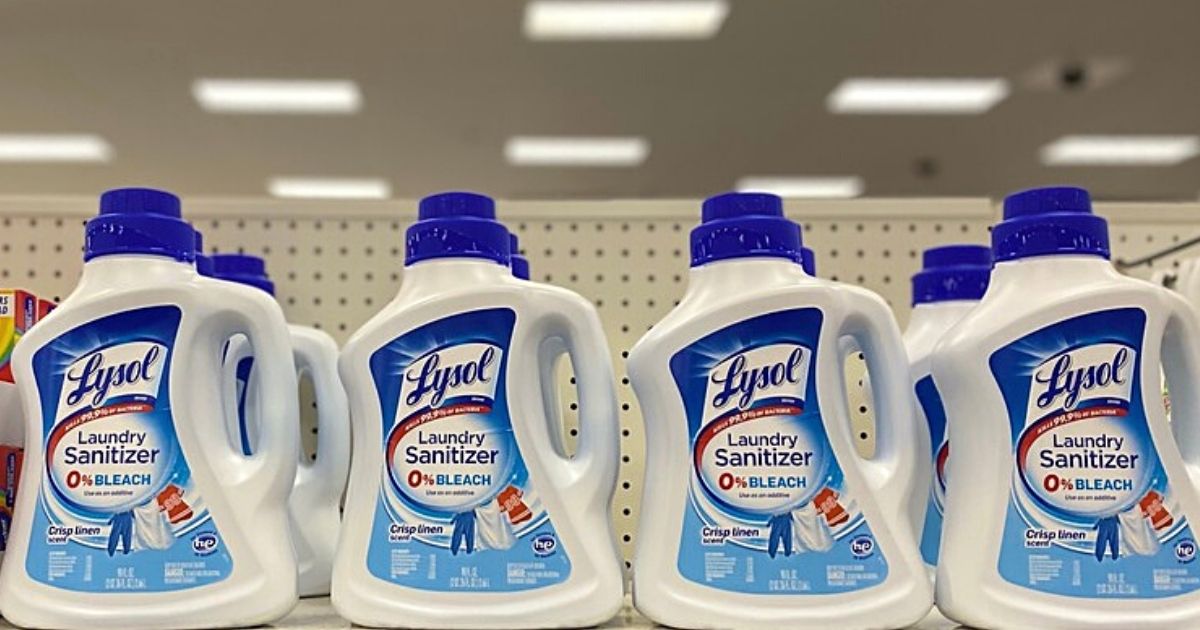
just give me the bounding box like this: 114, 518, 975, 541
509, 234, 569, 457
207, 253, 350, 598
933, 187, 1200, 629
904, 244, 990, 578
0, 188, 301, 629
628, 192, 932, 629
333, 192, 624, 628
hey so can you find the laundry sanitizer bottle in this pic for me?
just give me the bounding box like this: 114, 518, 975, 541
332, 192, 624, 628
627, 192, 932, 629
208, 253, 351, 598
508, 233, 570, 456
0, 188, 301, 629
932, 187, 1200, 629
905, 244, 990, 579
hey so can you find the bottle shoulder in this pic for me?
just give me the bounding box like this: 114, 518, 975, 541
629, 282, 862, 371
288, 323, 340, 354
341, 281, 594, 359
937, 275, 1172, 358
16, 279, 262, 354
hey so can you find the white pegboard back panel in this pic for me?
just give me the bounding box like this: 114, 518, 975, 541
2, 195, 1198, 568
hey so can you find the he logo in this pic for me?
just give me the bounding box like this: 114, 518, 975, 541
850, 535, 875, 559
532, 534, 557, 557
192, 532, 219, 556
1176, 539, 1196, 563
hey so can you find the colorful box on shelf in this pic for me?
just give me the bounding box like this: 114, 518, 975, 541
0, 289, 39, 554
0, 290, 37, 384
35, 298, 54, 322
0, 444, 22, 551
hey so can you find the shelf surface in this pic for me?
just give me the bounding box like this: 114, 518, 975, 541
260, 597, 958, 629
0, 595, 956, 628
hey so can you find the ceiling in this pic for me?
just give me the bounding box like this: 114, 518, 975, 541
1, 0, 1198, 200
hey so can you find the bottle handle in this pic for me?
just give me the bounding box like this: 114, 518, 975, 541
838, 290, 929, 525
516, 291, 620, 503
1162, 294, 1200, 488
290, 326, 351, 501
200, 285, 301, 504
537, 336, 569, 457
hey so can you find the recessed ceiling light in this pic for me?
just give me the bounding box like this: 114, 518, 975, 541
827, 78, 1009, 114
524, 0, 729, 40
1040, 135, 1200, 166
0, 134, 111, 162
267, 177, 390, 199
193, 79, 362, 114
505, 136, 649, 166
736, 176, 864, 199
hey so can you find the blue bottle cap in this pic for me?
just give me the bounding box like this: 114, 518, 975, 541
84, 188, 196, 262
912, 244, 992, 305
406, 192, 510, 267
690, 192, 802, 267
799, 246, 816, 276
194, 232, 214, 277
992, 186, 1109, 262
509, 233, 531, 280
210, 253, 275, 295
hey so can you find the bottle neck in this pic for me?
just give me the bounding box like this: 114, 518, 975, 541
399, 257, 513, 295
76, 254, 197, 293
990, 253, 1115, 286
685, 256, 805, 299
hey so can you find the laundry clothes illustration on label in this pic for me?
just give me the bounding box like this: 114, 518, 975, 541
916, 375, 950, 566
27, 306, 233, 592
991, 308, 1200, 598
670, 308, 888, 594
366, 308, 571, 592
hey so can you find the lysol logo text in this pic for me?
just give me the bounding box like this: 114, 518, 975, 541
57, 342, 166, 420
1030, 343, 1134, 415
706, 344, 810, 415
403, 344, 500, 409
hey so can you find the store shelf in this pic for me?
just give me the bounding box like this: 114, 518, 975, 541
0, 197, 1191, 630
264, 598, 956, 629
0, 595, 956, 629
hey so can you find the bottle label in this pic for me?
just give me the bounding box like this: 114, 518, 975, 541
366, 308, 571, 592
916, 375, 949, 566
992, 308, 1200, 597
27, 306, 233, 592
671, 308, 888, 594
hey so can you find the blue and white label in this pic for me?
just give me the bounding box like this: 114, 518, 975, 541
366, 308, 570, 592
992, 308, 1200, 598
28, 306, 232, 592
916, 375, 949, 566
671, 309, 887, 594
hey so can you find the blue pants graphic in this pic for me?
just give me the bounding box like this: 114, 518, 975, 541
451, 511, 476, 555
1094, 516, 1120, 562
107, 511, 133, 556
768, 513, 793, 558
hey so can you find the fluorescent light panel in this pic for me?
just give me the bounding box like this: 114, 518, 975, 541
524, 0, 729, 40
736, 176, 864, 199
268, 177, 390, 199
827, 78, 1009, 114
1041, 135, 1200, 166
193, 79, 361, 114
0, 134, 111, 162
505, 136, 649, 166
